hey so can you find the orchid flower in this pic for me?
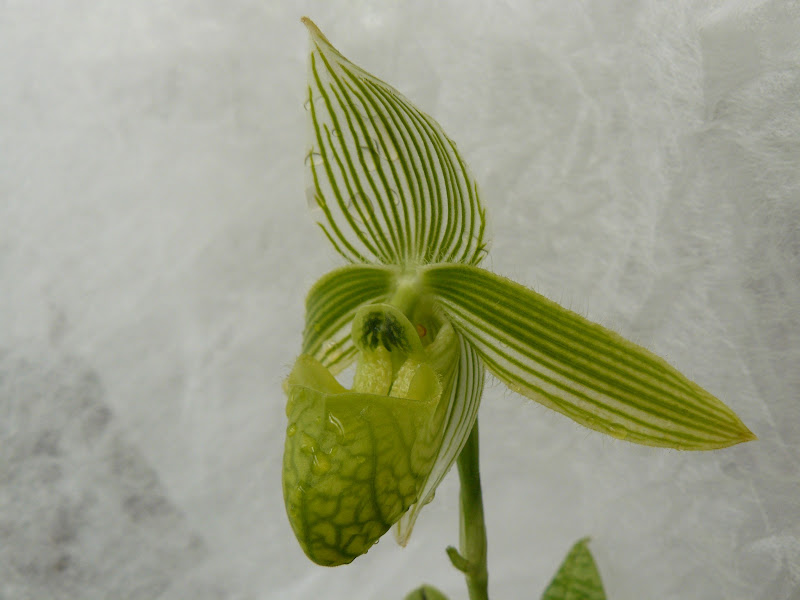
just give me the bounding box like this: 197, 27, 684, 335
282, 17, 755, 583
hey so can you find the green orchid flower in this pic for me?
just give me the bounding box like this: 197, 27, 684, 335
283, 17, 755, 572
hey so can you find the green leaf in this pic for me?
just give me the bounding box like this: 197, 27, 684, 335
422, 264, 756, 450
541, 538, 606, 600
303, 264, 396, 374
404, 585, 450, 600
302, 17, 488, 266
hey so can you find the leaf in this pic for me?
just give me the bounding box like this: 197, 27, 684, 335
303, 264, 396, 374
404, 585, 450, 600
541, 538, 606, 600
422, 264, 756, 450
302, 17, 488, 266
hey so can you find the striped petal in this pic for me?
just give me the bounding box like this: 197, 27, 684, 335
395, 328, 484, 546
303, 264, 396, 375
422, 264, 756, 450
302, 17, 488, 267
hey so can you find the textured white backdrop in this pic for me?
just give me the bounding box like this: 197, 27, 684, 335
2, 1, 799, 599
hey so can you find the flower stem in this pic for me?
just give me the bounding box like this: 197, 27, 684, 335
453, 419, 489, 600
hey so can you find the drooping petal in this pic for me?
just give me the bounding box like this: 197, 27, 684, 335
395, 329, 484, 545
422, 264, 756, 450
302, 17, 488, 266
303, 264, 396, 375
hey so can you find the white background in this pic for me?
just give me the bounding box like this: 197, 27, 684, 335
2, 1, 799, 599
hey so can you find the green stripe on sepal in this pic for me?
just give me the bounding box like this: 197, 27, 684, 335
302, 18, 488, 267
541, 538, 606, 600
303, 264, 395, 374
422, 264, 756, 450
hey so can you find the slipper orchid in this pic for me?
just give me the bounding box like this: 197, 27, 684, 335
282, 17, 755, 570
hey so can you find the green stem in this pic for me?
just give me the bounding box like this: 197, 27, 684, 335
454, 419, 489, 600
